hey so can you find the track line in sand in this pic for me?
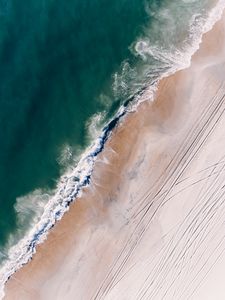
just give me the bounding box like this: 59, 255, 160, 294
91, 83, 225, 300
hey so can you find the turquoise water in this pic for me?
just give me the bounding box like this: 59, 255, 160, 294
0, 0, 221, 284
0, 0, 149, 249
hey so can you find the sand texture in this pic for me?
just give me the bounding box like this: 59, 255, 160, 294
4, 9, 225, 300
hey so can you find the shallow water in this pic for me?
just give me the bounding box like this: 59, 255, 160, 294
0, 0, 221, 289
0, 0, 149, 249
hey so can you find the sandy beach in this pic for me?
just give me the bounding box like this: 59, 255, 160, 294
4, 6, 225, 300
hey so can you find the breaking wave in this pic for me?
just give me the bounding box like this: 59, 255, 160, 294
1, 0, 225, 298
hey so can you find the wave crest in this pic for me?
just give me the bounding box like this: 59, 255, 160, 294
1, 0, 225, 298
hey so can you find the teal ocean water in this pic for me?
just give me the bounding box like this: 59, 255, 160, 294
0, 0, 224, 292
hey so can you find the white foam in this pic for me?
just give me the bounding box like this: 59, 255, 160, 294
57, 144, 74, 167
129, 0, 225, 108
1, 1, 225, 298
0, 102, 126, 298
86, 112, 105, 141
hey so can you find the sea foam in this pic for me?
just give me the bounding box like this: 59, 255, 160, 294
1, 1, 225, 298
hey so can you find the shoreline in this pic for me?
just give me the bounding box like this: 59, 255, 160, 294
3, 2, 225, 299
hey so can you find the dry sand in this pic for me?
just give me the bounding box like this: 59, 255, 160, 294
4, 8, 225, 300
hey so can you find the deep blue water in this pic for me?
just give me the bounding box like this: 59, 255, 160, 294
0, 0, 151, 249
0, 0, 215, 271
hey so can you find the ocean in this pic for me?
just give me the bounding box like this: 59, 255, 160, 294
0, 0, 224, 293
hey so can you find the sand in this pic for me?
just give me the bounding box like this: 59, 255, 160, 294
4, 7, 225, 300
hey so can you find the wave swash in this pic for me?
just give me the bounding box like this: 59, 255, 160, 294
1, 1, 225, 298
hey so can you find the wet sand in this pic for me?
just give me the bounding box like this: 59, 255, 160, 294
4, 8, 225, 300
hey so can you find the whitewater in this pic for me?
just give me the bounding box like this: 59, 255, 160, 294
1, 0, 225, 298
